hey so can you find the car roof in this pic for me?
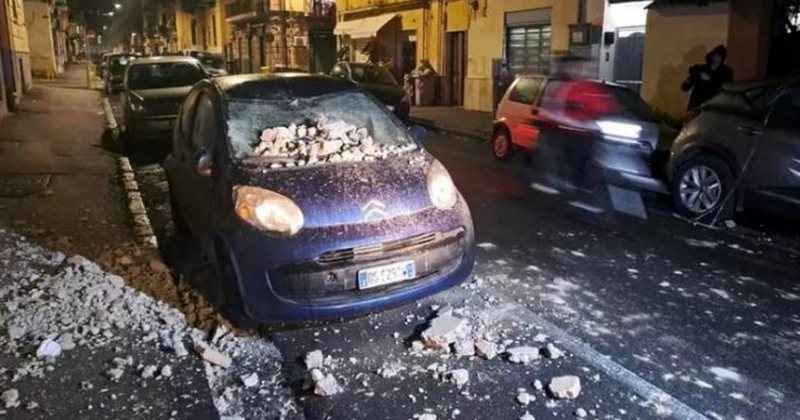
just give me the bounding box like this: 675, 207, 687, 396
515, 74, 630, 89
721, 78, 799, 93
213, 73, 357, 101
130, 55, 200, 65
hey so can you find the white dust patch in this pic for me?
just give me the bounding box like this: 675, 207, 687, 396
708, 288, 732, 300
708, 367, 743, 383
476, 242, 498, 250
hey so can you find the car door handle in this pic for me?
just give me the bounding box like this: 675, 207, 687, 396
737, 125, 764, 136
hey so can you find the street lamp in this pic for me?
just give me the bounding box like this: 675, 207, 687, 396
114, 3, 121, 9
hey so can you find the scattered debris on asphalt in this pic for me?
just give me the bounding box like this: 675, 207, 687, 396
35, 339, 62, 359
543, 343, 564, 359
194, 340, 232, 369
1, 388, 19, 409
307, 369, 343, 396
305, 349, 324, 370
506, 346, 541, 365
420, 314, 470, 349
444, 369, 470, 387
252, 119, 418, 167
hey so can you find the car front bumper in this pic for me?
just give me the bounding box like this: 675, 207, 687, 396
220, 201, 475, 322
595, 140, 668, 194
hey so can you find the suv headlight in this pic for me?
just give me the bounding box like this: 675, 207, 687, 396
233, 186, 304, 236
427, 161, 458, 209
597, 120, 642, 145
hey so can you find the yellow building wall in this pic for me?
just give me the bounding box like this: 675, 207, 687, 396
640, 2, 730, 119
7, 0, 30, 53
201, 4, 225, 53
464, 0, 579, 112
175, 8, 195, 50
445, 0, 470, 33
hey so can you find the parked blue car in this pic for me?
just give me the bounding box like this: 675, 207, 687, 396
164, 74, 475, 323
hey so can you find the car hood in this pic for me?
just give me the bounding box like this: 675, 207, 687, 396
358, 83, 405, 105
131, 86, 193, 116
233, 153, 434, 228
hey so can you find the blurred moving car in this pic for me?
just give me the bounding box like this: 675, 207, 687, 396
330, 62, 410, 121
493, 75, 676, 193
668, 79, 800, 220
104, 52, 139, 94
164, 74, 475, 323
121, 56, 207, 149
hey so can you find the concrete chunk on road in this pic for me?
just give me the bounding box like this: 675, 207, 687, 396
309, 369, 342, 396
35, 339, 62, 359
506, 346, 541, 364
548, 375, 582, 399
420, 314, 470, 349
240, 372, 259, 388
193, 341, 232, 369
1, 388, 20, 409
543, 343, 565, 359
474, 339, 498, 360
444, 369, 469, 387
453, 339, 475, 357
305, 350, 324, 370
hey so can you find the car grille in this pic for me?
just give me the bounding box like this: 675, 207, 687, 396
317, 232, 438, 264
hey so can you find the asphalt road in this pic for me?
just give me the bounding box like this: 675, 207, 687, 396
126, 125, 800, 419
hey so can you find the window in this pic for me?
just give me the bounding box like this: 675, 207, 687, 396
191, 19, 197, 46
127, 62, 205, 90
211, 15, 217, 46
506, 25, 551, 75
768, 86, 800, 131
191, 95, 217, 150
508, 77, 542, 104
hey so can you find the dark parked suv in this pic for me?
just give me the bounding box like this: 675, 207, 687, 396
668, 79, 800, 220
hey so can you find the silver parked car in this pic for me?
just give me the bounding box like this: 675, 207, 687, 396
668, 78, 800, 220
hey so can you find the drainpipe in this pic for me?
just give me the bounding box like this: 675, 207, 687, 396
578, 0, 587, 23
281, 0, 289, 66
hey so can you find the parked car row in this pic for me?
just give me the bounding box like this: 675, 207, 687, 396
493, 74, 800, 222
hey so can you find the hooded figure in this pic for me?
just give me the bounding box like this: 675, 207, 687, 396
682, 45, 734, 111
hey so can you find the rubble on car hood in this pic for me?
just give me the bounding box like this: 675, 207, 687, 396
248, 116, 418, 169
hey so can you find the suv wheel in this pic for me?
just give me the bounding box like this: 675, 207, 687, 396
492, 128, 513, 161
672, 155, 734, 221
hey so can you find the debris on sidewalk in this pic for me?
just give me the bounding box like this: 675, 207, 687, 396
516, 388, 534, 406
474, 339, 498, 360
575, 407, 588, 418
543, 343, 564, 359
519, 411, 535, 420
305, 349, 324, 370
444, 369, 469, 387
193, 341, 232, 369
506, 346, 541, 364
240, 372, 259, 388
420, 314, 470, 349
1, 388, 20, 409
548, 375, 582, 399
307, 369, 343, 396
35, 339, 62, 359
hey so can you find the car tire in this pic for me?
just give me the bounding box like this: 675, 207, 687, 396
672, 154, 735, 222
214, 242, 258, 328
492, 127, 513, 161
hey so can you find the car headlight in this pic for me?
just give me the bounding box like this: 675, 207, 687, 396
427, 161, 457, 209
233, 185, 304, 236
597, 120, 642, 144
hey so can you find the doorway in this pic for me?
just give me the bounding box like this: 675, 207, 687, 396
613, 26, 645, 93
309, 30, 336, 73
443, 31, 466, 106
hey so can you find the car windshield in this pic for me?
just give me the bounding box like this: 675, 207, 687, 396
226, 91, 415, 165
350, 65, 398, 86
109, 56, 135, 75
608, 86, 656, 122
127, 62, 204, 90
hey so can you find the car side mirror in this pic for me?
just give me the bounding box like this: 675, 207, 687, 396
194, 149, 212, 177
408, 125, 426, 146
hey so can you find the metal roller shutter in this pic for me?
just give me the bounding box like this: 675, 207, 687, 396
507, 25, 551, 75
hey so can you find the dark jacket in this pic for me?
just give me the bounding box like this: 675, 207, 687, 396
682, 46, 734, 111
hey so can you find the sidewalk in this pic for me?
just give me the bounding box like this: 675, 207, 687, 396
408, 106, 494, 142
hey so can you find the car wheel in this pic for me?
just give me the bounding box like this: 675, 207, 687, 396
492, 128, 513, 161
672, 155, 734, 221
214, 242, 258, 328
168, 190, 191, 236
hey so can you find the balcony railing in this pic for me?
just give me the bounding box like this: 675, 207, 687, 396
225, 0, 268, 22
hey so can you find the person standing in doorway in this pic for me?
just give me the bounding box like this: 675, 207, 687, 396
681, 45, 734, 111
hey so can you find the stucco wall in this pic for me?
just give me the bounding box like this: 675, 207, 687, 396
463, 0, 579, 112
640, 2, 730, 119
25, 1, 57, 78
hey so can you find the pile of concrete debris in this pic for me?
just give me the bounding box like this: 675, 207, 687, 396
0, 229, 297, 418
253, 117, 417, 167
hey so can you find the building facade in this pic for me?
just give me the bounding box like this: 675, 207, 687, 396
24, 0, 69, 78
224, 0, 336, 74
0, 0, 32, 114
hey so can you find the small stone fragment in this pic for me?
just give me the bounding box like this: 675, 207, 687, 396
160, 365, 173, 378
418, 414, 437, 420
305, 350, 324, 370
575, 407, 588, 418
519, 412, 535, 420
106, 367, 124, 381
140, 365, 157, 379
548, 375, 581, 399
444, 369, 469, 387
474, 339, 497, 360
80, 381, 94, 391
309, 369, 342, 396
506, 346, 541, 364
532, 379, 543, 390
26, 401, 38, 410
193, 341, 232, 369
36, 339, 62, 358
241, 372, 259, 388
2, 389, 19, 409
420, 315, 470, 349
411, 340, 425, 352
543, 343, 564, 359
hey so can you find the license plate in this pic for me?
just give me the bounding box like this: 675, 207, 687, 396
357, 260, 416, 290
